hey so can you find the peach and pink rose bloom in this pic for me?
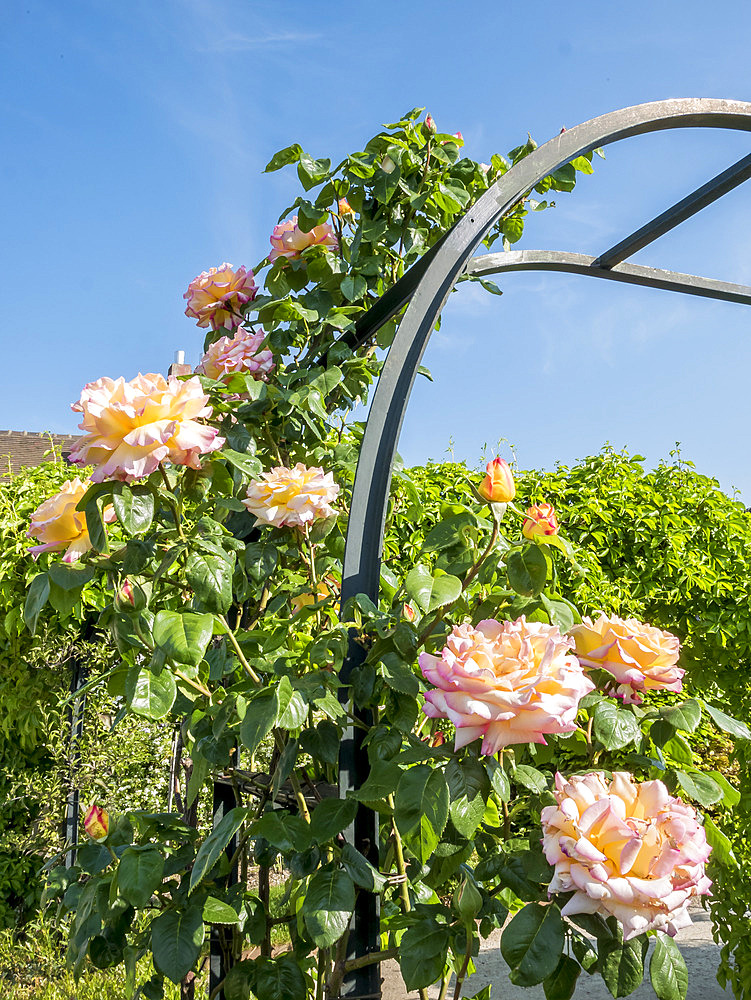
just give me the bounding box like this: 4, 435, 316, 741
542, 771, 711, 940
197, 328, 275, 382
522, 502, 559, 540
243, 463, 339, 529
269, 217, 338, 262
569, 613, 683, 704
419, 617, 594, 753
183, 263, 258, 331
68, 373, 224, 483
27, 477, 115, 563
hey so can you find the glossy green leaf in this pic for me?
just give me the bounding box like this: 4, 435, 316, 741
659, 700, 701, 733
507, 545, 548, 597
501, 902, 565, 986
399, 917, 451, 990
185, 551, 233, 614
650, 933, 688, 1000
675, 769, 723, 807
301, 866, 355, 948
152, 611, 213, 667
24, 573, 49, 634
394, 764, 449, 863
593, 701, 640, 750
112, 486, 155, 535
125, 665, 176, 720
600, 936, 648, 998
118, 845, 164, 908
190, 807, 247, 892
703, 703, 751, 741
543, 954, 581, 1000
203, 896, 240, 924
151, 903, 205, 984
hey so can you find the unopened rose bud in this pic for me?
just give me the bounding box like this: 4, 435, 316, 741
424, 113, 437, 134
453, 132, 463, 143
84, 804, 109, 841
478, 458, 515, 504
338, 197, 353, 217
430, 730, 445, 747
118, 579, 135, 606
522, 502, 559, 541
403, 603, 416, 622
380, 155, 396, 174
115, 578, 146, 611
452, 876, 483, 922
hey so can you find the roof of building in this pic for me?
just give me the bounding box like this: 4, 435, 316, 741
0, 430, 81, 475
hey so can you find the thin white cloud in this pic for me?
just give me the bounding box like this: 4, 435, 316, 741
195, 30, 322, 52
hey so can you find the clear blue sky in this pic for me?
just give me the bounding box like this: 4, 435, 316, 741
3, 1, 751, 498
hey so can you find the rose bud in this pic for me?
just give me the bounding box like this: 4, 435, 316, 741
403, 603, 416, 622
478, 458, 515, 504
424, 113, 437, 134
338, 197, 354, 217
452, 876, 483, 922
84, 804, 109, 841
380, 155, 396, 174
430, 730, 445, 748
522, 502, 559, 541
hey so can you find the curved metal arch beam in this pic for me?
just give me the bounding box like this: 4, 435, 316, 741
466, 250, 751, 305
341, 98, 751, 604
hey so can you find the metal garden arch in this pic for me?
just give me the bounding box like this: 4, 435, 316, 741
334, 98, 751, 1000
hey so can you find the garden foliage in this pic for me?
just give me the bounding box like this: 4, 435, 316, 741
17, 107, 751, 1000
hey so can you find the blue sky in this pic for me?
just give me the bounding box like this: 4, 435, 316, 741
3, 0, 751, 498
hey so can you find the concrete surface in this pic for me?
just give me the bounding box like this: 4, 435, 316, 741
381, 906, 729, 1000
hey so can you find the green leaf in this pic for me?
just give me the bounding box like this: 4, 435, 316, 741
659, 700, 701, 733
707, 770, 740, 807
126, 665, 176, 720
703, 703, 751, 741
239, 686, 280, 756
600, 936, 648, 998
340, 843, 387, 892
251, 811, 311, 853
203, 896, 240, 924
426, 573, 462, 613
394, 764, 449, 863
593, 701, 640, 750
190, 807, 247, 892
399, 917, 450, 990
118, 846, 164, 908
446, 757, 489, 839
507, 545, 548, 597
675, 769, 723, 807
185, 551, 233, 614
501, 902, 565, 986
84, 496, 109, 553
152, 611, 213, 667
704, 814, 736, 865
487, 759, 511, 801
309, 798, 358, 844
264, 143, 303, 172
24, 573, 49, 635
222, 449, 262, 479
151, 903, 205, 984
514, 765, 548, 794
341, 274, 367, 302
404, 564, 433, 612
650, 933, 688, 1000
544, 955, 581, 1000
48, 563, 95, 590
348, 758, 402, 806
570, 155, 594, 174
245, 541, 278, 583
380, 653, 420, 696
251, 955, 307, 1000
301, 866, 355, 948
112, 486, 155, 535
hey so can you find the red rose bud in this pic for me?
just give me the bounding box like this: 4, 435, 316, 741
430, 731, 446, 747
522, 502, 559, 541
424, 113, 437, 134
84, 804, 109, 841
118, 579, 135, 606
403, 603, 416, 622
478, 458, 515, 504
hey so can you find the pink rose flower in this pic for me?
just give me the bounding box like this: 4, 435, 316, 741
542, 771, 712, 940
183, 263, 258, 331
569, 614, 683, 704
419, 617, 594, 753
197, 328, 275, 382
243, 463, 339, 528
68, 373, 224, 483
269, 217, 338, 262
27, 477, 116, 563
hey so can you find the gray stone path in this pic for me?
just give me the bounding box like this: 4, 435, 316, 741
381, 907, 730, 1000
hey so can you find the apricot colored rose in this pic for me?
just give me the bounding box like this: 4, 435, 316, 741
198, 328, 274, 382
269, 217, 338, 262
478, 458, 515, 504
243, 463, 339, 529
183, 263, 257, 331
522, 502, 559, 540
68, 373, 223, 483
27, 477, 115, 563
569, 613, 683, 704
542, 771, 711, 940
419, 617, 594, 753
84, 804, 109, 841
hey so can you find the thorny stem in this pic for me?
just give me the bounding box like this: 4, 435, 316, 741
452, 930, 474, 1000
343, 948, 399, 972
219, 615, 262, 684
416, 513, 500, 648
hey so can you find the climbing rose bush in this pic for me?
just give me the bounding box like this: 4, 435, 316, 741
542, 771, 712, 939
68, 373, 224, 482
27, 477, 114, 563
569, 613, 683, 703
243, 463, 339, 528
183, 262, 258, 330
268, 216, 338, 261
419, 617, 595, 752
197, 328, 275, 382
